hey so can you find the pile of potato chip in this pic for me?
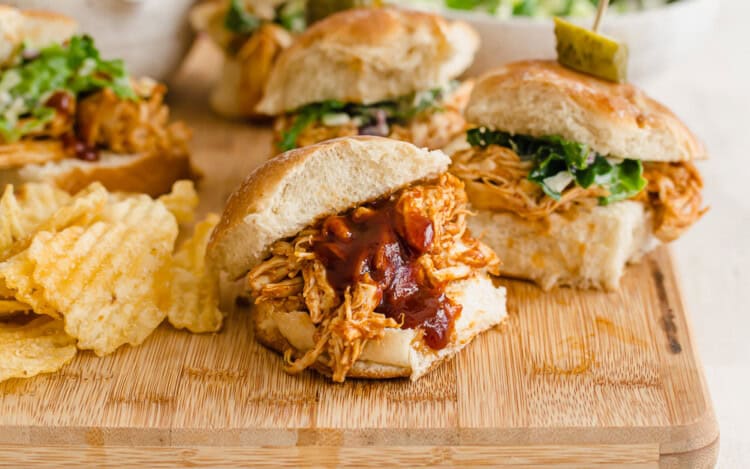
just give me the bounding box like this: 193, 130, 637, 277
0, 180, 224, 383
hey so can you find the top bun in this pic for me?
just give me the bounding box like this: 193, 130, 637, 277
255, 7, 479, 115
466, 60, 707, 163
207, 136, 450, 279
0, 6, 77, 64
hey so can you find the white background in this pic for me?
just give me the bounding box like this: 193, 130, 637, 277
644, 0, 749, 464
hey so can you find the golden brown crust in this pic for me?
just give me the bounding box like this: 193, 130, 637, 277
467, 60, 707, 162
256, 7, 479, 114
1, 150, 198, 198
293, 7, 444, 51
48, 152, 197, 197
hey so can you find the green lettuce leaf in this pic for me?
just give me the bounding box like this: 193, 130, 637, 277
225, 0, 306, 35
446, 0, 502, 14
224, 0, 261, 34
0, 35, 134, 143
277, 85, 452, 151
278, 100, 347, 152
276, 0, 307, 33
467, 127, 647, 204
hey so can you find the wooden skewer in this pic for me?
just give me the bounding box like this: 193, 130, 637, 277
592, 0, 609, 33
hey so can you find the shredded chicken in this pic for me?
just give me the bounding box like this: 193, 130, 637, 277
274, 116, 359, 149
634, 161, 707, 241
76, 78, 191, 157
273, 81, 472, 151
450, 145, 605, 220
21, 92, 77, 140
389, 106, 467, 150
246, 174, 499, 382
0, 140, 66, 169
450, 145, 706, 242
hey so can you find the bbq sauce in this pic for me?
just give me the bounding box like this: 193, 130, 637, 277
45, 91, 74, 116
61, 133, 98, 161
312, 197, 461, 349
46, 91, 100, 161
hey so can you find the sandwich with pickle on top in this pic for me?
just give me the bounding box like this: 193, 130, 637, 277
449, 60, 706, 290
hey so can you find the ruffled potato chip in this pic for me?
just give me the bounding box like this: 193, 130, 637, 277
0, 299, 31, 315
158, 180, 199, 224
0, 194, 178, 355
168, 213, 224, 333
0, 181, 225, 382
0, 183, 72, 256
0, 250, 60, 318
0, 316, 77, 382
37, 183, 108, 233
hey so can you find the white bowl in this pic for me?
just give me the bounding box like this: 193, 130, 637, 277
5, 0, 196, 82
443, 0, 719, 82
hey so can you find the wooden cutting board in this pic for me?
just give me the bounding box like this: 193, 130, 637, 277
0, 40, 718, 468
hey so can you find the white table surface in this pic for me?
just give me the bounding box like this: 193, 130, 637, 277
642, 0, 749, 465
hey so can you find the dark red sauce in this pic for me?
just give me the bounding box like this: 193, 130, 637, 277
45, 91, 74, 116
61, 133, 99, 161
46, 91, 100, 161
312, 197, 461, 349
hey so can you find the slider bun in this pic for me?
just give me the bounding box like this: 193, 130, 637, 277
0, 149, 195, 198
468, 201, 658, 291
207, 136, 450, 279
253, 275, 507, 380
0, 6, 77, 64
466, 60, 707, 163
256, 7, 479, 115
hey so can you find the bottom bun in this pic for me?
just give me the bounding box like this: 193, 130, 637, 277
252, 274, 507, 381
0, 151, 197, 197
469, 201, 659, 291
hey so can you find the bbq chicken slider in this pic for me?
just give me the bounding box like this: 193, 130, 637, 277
0, 7, 194, 196
256, 7, 480, 152
207, 136, 506, 382
449, 60, 707, 291
190, 0, 302, 118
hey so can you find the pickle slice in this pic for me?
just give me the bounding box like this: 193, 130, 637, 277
554, 17, 628, 83
306, 0, 382, 24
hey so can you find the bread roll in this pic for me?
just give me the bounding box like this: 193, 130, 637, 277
469, 202, 659, 291
254, 275, 507, 380
207, 136, 450, 279
466, 60, 707, 163
256, 7, 479, 115
0, 151, 196, 198
0, 6, 77, 64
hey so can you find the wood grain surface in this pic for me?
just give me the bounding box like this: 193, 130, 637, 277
0, 39, 718, 467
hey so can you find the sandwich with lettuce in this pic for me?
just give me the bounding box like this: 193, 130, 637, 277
448, 60, 706, 290
255, 7, 480, 151
190, 0, 305, 118
0, 6, 194, 196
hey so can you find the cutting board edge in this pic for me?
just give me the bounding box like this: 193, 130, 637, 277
0, 411, 719, 454
0, 439, 721, 468
657, 247, 719, 454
